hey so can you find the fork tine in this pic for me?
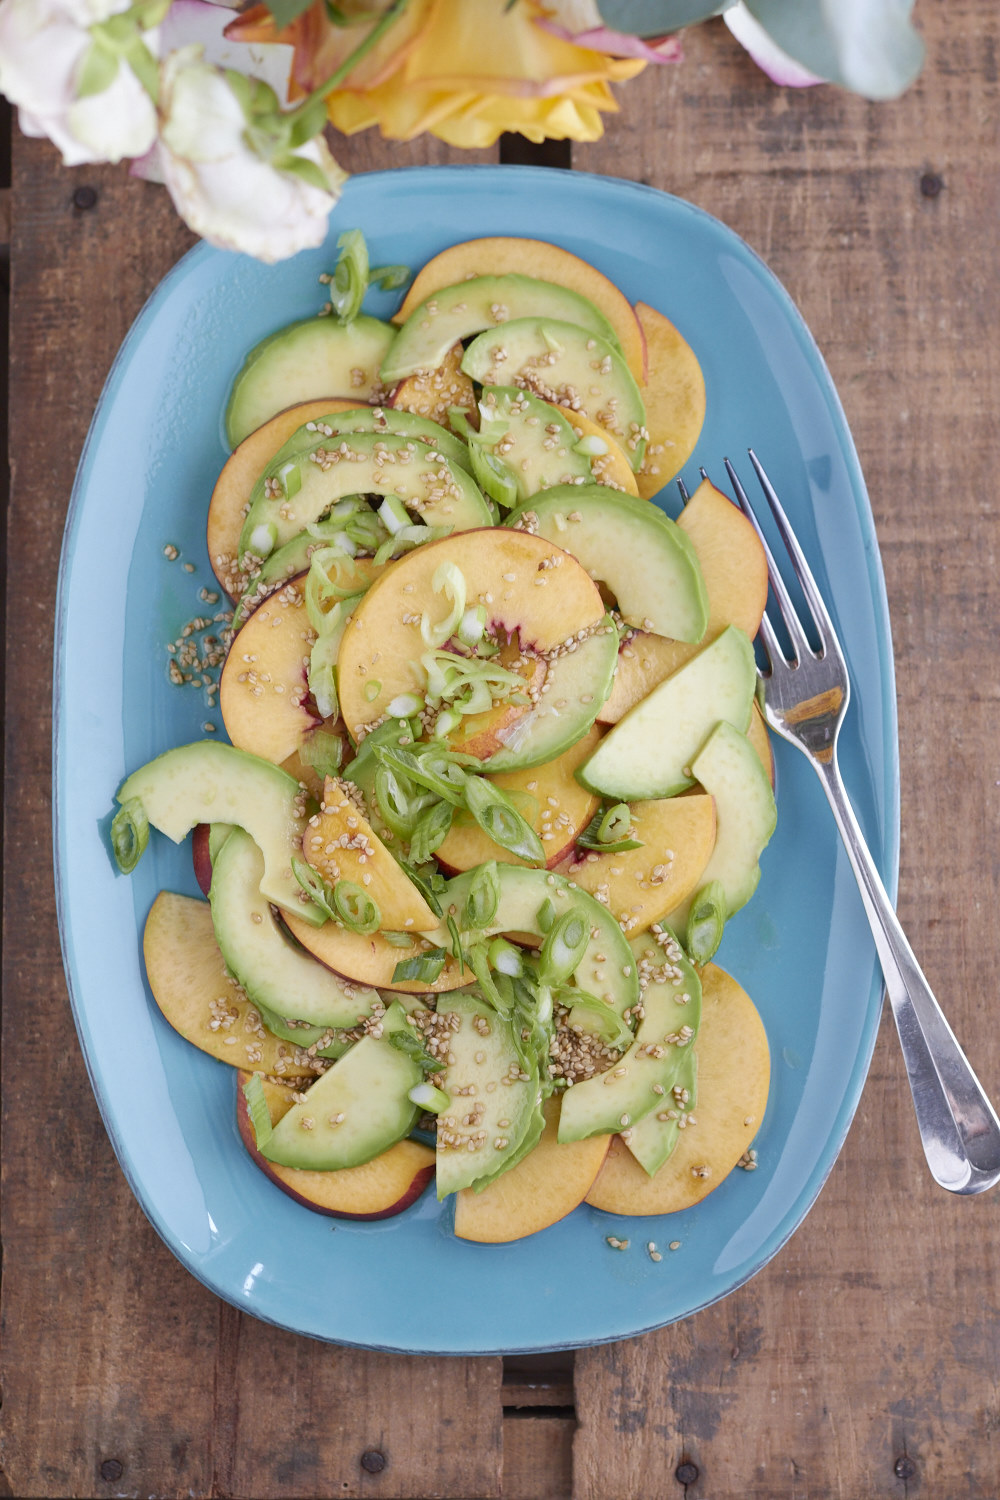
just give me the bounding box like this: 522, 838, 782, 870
746, 451, 843, 658
723, 458, 814, 662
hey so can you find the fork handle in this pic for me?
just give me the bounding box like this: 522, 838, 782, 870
815, 758, 1000, 1194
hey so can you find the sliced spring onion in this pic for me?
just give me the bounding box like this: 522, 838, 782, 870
374, 764, 426, 841
384, 693, 422, 720
420, 561, 467, 648
464, 776, 545, 866
299, 728, 344, 778
488, 936, 525, 978
434, 707, 463, 738
110, 798, 149, 874
554, 986, 633, 1050
248, 520, 277, 559
457, 604, 488, 648
446, 914, 466, 967
467, 942, 508, 1015
387, 1026, 440, 1077
378, 493, 411, 536
685, 879, 726, 965
291, 856, 337, 922
409, 799, 454, 865
369, 262, 410, 291
332, 879, 381, 936
576, 802, 643, 854
307, 632, 339, 720
462, 860, 501, 930
408, 1081, 450, 1113
573, 433, 609, 457
467, 439, 518, 509
330, 227, 368, 323
277, 460, 302, 498
375, 744, 469, 806
382, 930, 416, 948
363, 679, 382, 703
305, 545, 360, 633
242, 1074, 274, 1151
536, 897, 556, 934
395, 860, 445, 919
391, 947, 448, 985
538, 909, 589, 986
373, 522, 453, 567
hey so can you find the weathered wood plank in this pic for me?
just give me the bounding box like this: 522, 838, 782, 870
572, 5, 1000, 1495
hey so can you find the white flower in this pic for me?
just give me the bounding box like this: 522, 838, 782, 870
158, 46, 346, 263
0, 0, 158, 165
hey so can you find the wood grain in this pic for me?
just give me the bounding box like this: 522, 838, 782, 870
4, 1, 1000, 1495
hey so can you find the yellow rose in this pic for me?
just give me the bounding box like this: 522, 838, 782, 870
228, 0, 645, 147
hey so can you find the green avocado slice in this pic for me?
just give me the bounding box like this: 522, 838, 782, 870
261, 405, 472, 475
506, 484, 709, 644
381, 273, 622, 382
239, 431, 491, 566
115, 740, 325, 926
259, 1002, 422, 1170
461, 319, 647, 471
226, 315, 397, 448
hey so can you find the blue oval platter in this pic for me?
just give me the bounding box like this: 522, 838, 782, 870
54, 165, 898, 1354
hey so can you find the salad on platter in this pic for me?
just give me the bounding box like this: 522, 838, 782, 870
110, 229, 776, 1245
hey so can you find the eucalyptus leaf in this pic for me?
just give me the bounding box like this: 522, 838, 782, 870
265, 0, 317, 28
596, 0, 731, 35
744, 0, 924, 98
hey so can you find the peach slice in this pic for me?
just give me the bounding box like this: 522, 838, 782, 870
598, 477, 770, 724
386, 340, 476, 432
336, 528, 606, 751
552, 405, 639, 495
208, 397, 367, 598
236, 1071, 435, 1220
303, 776, 439, 932
282, 911, 473, 994
454, 1096, 610, 1243
585, 963, 770, 1215
435, 725, 602, 874
143, 892, 322, 1078
556, 793, 716, 937
393, 237, 646, 384
634, 303, 706, 499
219, 575, 319, 765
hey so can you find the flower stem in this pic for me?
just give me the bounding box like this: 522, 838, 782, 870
293, 0, 411, 116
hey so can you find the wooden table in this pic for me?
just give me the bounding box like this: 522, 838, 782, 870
4, 5, 1000, 1494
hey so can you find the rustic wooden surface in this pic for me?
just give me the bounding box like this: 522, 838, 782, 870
3, 3, 1000, 1495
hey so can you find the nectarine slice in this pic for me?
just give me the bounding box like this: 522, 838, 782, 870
219, 576, 319, 765
236, 1071, 435, 1220
634, 302, 706, 498
553, 405, 639, 495
143, 892, 323, 1078
556, 792, 717, 936
393, 237, 646, 384
434, 726, 602, 874
454, 1096, 610, 1243
303, 776, 439, 932
585, 963, 769, 1215
208, 397, 368, 598
336, 529, 607, 750
282, 911, 473, 993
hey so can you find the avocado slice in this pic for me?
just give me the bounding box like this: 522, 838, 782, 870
557, 928, 701, 1143
479, 617, 618, 775
577, 625, 757, 801
259, 1002, 422, 1170
381, 273, 622, 383
474, 386, 594, 501
624, 1044, 698, 1176
461, 320, 647, 472
115, 740, 325, 926
209, 827, 382, 1030
667, 719, 778, 935
434, 990, 540, 1198
251, 1000, 351, 1059
261, 404, 472, 476
226, 315, 398, 449
441, 863, 640, 1021
506, 483, 709, 643
239, 431, 491, 566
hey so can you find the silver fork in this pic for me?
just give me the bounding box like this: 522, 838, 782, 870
714, 450, 1000, 1194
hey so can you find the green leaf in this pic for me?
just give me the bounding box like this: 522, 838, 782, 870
277, 153, 337, 195
76, 42, 120, 100
288, 96, 329, 149
743, 0, 924, 98
595, 0, 731, 35
264, 0, 317, 28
